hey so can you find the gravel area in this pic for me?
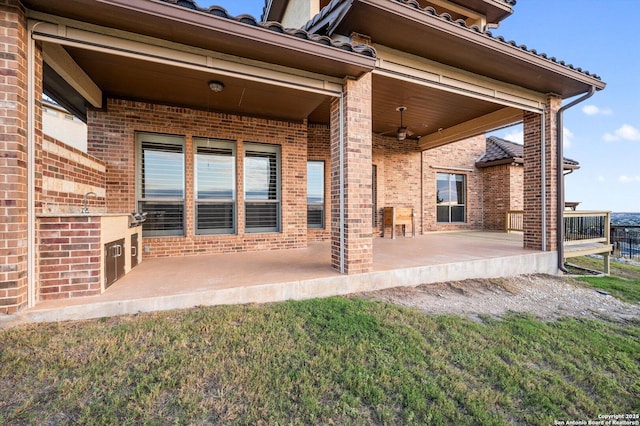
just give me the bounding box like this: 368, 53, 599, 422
358, 274, 640, 322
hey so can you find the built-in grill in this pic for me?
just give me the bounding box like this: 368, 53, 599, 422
128, 212, 148, 228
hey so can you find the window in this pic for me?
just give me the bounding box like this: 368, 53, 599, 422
136, 133, 185, 237
436, 173, 466, 223
194, 138, 236, 234
244, 143, 280, 233
307, 161, 324, 229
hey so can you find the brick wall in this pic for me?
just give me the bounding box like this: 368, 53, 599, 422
482, 163, 524, 230
307, 123, 331, 242
523, 95, 561, 251
0, 0, 28, 313
40, 135, 106, 214
88, 99, 308, 257
330, 75, 373, 274
37, 216, 101, 300
372, 134, 422, 236
422, 134, 485, 232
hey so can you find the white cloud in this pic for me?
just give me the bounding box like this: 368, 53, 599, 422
500, 127, 574, 149
502, 129, 523, 144
582, 105, 613, 116
597, 175, 605, 182
618, 175, 640, 183
563, 127, 574, 150
603, 124, 640, 142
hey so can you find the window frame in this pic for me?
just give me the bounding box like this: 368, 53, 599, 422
307, 160, 325, 229
135, 132, 186, 237
194, 138, 237, 235
436, 172, 467, 223
244, 142, 281, 233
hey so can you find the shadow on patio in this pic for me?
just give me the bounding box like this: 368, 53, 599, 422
3, 231, 557, 327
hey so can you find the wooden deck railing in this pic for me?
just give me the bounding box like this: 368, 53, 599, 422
505, 210, 613, 272
563, 210, 612, 273
505, 210, 524, 232
563, 210, 611, 247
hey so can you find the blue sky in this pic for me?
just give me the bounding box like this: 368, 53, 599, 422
203, 0, 640, 212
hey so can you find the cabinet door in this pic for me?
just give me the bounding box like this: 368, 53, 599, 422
131, 233, 139, 268
105, 238, 125, 289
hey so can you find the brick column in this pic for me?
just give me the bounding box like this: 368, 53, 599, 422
330, 74, 373, 274
523, 95, 562, 251
0, 0, 29, 313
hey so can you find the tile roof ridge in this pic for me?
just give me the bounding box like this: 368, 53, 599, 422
157, 0, 376, 58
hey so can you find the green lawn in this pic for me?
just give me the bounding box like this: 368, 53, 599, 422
568, 256, 640, 303
2, 297, 639, 425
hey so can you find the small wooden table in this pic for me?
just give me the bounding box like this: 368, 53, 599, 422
383, 207, 415, 239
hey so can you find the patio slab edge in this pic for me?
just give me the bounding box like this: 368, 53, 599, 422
0, 251, 558, 329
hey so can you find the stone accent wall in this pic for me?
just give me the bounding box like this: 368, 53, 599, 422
0, 0, 29, 313
38, 216, 101, 300
330, 75, 373, 274
40, 135, 106, 214
307, 123, 331, 242
523, 95, 561, 251
482, 163, 524, 230
422, 134, 485, 232
88, 99, 308, 257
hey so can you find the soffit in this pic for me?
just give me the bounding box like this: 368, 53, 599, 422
312, 0, 605, 98
23, 0, 375, 79
50, 45, 331, 122
370, 73, 504, 138
308, 73, 508, 141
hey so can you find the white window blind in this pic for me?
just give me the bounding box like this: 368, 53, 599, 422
307, 161, 324, 229
194, 138, 236, 234
245, 143, 280, 233
136, 133, 185, 237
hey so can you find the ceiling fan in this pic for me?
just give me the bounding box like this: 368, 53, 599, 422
381, 106, 415, 141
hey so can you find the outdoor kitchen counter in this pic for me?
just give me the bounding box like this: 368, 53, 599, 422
36, 213, 143, 299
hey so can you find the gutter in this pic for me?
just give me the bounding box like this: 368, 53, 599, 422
556, 86, 596, 273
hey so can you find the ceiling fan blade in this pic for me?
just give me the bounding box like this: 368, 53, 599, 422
406, 129, 414, 137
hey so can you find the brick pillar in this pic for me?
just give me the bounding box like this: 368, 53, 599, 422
523, 95, 562, 251
330, 74, 373, 274
0, 0, 29, 313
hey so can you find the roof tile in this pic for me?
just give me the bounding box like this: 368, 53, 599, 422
158, 0, 376, 58
477, 136, 579, 167
302, 0, 599, 81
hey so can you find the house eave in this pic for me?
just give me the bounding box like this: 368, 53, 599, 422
23, 0, 376, 79
311, 0, 605, 98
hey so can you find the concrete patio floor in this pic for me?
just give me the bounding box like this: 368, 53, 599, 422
1, 231, 558, 327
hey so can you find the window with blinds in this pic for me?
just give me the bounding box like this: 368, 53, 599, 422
244, 143, 280, 233
307, 161, 324, 229
136, 133, 185, 237
194, 139, 236, 234
436, 172, 466, 223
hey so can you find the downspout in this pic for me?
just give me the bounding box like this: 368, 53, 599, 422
339, 92, 345, 274
26, 22, 40, 308
556, 86, 596, 273
541, 110, 546, 251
